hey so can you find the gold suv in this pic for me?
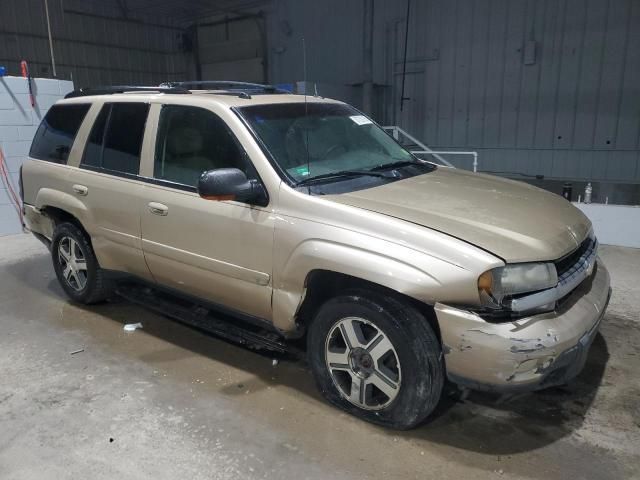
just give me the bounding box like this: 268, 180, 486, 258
21, 82, 611, 429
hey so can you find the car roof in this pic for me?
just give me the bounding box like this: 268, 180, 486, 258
58, 91, 345, 109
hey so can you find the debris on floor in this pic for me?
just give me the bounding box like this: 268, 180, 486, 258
69, 348, 84, 355
123, 322, 143, 332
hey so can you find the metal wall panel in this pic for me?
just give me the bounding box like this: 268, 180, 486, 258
266, 0, 364, 86
267, 0, 640, 183
197, 17, 265, 83
0, 0, 188, 87
1, 0, 637, 184
395, 0, 640, 182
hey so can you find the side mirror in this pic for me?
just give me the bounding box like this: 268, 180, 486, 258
197, 168, 267, 205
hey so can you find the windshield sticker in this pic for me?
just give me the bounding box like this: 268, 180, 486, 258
350, 115, 373, 126
293, 166, 310, 176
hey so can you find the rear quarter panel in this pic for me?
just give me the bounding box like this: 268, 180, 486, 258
22, 159, 76, 237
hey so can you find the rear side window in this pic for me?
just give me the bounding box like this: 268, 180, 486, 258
30, 104, 90, 163
81, 102, 149, 175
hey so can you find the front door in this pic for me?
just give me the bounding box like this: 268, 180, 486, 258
139, 104, 274, 320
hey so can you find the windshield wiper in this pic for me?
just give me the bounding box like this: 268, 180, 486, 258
370, 158, 425, 171
295, 169, 390, 187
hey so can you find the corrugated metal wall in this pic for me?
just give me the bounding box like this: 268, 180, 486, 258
197, 16, 266, 82
268, 0, 640, 184
0, 0, 188, 87
1, 0, 638, 185
266, 0, 364, 85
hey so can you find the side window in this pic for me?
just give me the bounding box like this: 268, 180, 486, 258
154, 105, 250, 187
81, 102, 149, 175
30, 104, 90, 163
103, 103, 149, 174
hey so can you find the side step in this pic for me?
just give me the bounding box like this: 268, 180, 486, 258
115, 283, 293, 355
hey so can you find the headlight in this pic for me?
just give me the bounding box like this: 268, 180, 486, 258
478, 263, 558, 309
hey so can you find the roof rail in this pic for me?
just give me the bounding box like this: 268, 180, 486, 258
64, 85, 191, 99
160, 81, 286, 94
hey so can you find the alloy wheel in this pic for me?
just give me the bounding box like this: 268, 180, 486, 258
58, 236, 88, 291
325, 317, 401, 410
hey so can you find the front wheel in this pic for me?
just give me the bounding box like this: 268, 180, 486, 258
51, 222, 113, 304
307, 290, 444, 429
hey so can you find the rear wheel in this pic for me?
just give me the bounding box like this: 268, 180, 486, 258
51, 222, 113, 304
307, 290, 444, 429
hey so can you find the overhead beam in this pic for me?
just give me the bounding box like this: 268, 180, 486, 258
62, 8, 185, 31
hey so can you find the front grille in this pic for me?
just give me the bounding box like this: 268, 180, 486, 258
555, 235, 596, 279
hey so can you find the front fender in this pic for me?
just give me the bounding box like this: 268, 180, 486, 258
272, 238, 447, 332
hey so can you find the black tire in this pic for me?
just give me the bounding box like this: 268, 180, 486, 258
307, 290, 444, 430
51, 222, 113, 304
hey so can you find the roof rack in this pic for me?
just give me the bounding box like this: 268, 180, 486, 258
160, 81, 287, 95
64, 85, 191, 99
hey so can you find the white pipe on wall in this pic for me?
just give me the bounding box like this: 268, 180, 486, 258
43, 0, 57, 77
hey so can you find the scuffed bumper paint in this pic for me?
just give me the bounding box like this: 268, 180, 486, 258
436, 259, 611, 392
23, 203, 54, 239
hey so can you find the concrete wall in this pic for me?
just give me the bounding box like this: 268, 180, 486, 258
0, 76, 73, 235
575, 203, 640, 249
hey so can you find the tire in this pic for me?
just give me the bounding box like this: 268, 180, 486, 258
51, 222, 113, 304
307, 290, 444, 430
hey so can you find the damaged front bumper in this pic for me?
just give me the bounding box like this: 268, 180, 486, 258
436, 259, 611, 393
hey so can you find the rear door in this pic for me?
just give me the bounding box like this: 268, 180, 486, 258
70, 101, 153, 280
139, 103, 274, 320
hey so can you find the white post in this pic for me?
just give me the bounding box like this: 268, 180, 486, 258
44, 0, 57, 77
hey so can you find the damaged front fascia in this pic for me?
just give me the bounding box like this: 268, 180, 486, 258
436, 304, 570, 388
436, 260, 610, 392
454, 327, 561, 382
454, 327, 560, 354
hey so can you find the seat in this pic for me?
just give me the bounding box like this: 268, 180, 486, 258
160, 126, 214, 186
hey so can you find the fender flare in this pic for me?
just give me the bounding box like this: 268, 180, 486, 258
272, 239, 444, 332
35, 187, 91, 229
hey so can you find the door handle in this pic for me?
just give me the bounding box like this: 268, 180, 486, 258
72, 184, 88, 196
148, 202, 169, 216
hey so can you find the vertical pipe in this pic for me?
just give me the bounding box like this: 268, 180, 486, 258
253, 12, 268, 83
362, 0, 374, 115
400, 0, 411, 112
190, 24, 202, 81
44, 0, 57, 77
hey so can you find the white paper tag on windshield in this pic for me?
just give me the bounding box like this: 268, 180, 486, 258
350, 115, 372, 126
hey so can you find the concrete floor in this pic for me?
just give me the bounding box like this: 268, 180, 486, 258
0, 234, 638, 480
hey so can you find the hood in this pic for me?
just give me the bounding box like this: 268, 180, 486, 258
324, 168, 591, 263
